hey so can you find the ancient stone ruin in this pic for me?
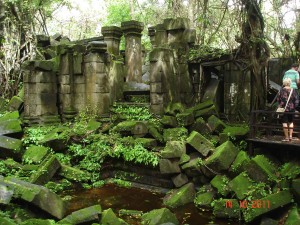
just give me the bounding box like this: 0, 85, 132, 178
22, 18, 252, 124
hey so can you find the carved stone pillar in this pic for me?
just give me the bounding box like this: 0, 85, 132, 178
121, 20, 144, 82
101, 26, 123, 56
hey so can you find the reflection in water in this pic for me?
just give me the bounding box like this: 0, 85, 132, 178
63, 183, 241, 225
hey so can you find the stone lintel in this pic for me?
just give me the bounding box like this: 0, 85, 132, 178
86, 41, 107, 53
121, 20, 144, 36
163, 18, 190, 31
155, 24, 166, 31
101, 26, 123, 40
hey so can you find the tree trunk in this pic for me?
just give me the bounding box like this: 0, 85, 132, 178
236, 0, 270, 111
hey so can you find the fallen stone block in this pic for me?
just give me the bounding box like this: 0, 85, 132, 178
188, 117, 210, 135
161, 115, 178, 128
243, 191, 293, 222
171, 173, 189, 188
222, 125, 249, 140
0, 182, 14, 204
191, 100, 214, 112
210, 175, 230, 196
159, 159, 181, 174
164, 102, 185, 116
141, 208, 179, 225
135, 138, 157, 149
163, 127, 188, 142
292, 178, 300, 203
148, 125, 164, 143
176, 112, 194, 126
161, 141, 186, 158
245, 155, 277, 183
186, 131, 215, 157
228, 172, 255, 200
0, 135, 23, 160
20, 219, 55, 225
163, 183, 195, 208
0, 111, 20, 122
229, 150, 250, 175
22, 145, 49, 164
0, 119, 22, 136
181, 158, 202, 177
284, 206, 300, 225
202, 141, 239, 177
213, 199, 240, 219
38, 127, 68, 152
7, 96, 23, 111
3, 158, 23, 169
194, 105, 218, 119
194, 189, 215, 208
118, 209, 143, 217
58, 205, 102, 224
29, 154, 61, 185
4, 176, 66, 219
207, 115, 226, 134
59, 164, 91, 182
112, 121, 148, 137
101, 208, 129, 225
179, 153, 190, 165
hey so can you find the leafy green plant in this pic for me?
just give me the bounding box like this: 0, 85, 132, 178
22, 125, 57, 146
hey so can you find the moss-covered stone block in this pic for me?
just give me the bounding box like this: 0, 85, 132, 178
229, 172, 255, 200
179, 153, 190, 165
148, 125, 164, 143
176, 112, 194, 126
188, 117, 210, 135
202, 141, 239, 177
0, 136, 23, 160
181, 158, 202, 177
222, 125, 249, 139
0, 119, 22, 136
163, 183, 195, 208
58, 205, 102, 224
7, 96, 23, 111
171, 173, 189, 187
229, 151, 250, 175
101, 208, 128, 225
59, 164, 91, 182
210, 175, 230, 196
159, 159, 181, 174
243, 191, 293, 222
136, 138, 157, 149
292, 178, 300, 203
194, 191, 215, 208
29, 154, 61, 185
245, 155, 277, 183
191, 100, 214, 112
164, 102, 185, 116
186, 131, 215, 157
280, 162, 300, 179
22, 146, 49, 164
0, 111, 19, 122
207, 115, 227, 134
38, 127, 68, 151
112, 121, 148, 137
161, 141, 186, 158
163, 127, 188, 142
86, 119, 102, 131
161, 115, 178, 128
0, 183, 14, 204
284, 206, 300, 225
3, 158, 23, 169
213, 199, 240, 219
20, 219, 54, 225
194, 105, 218, 119
141, 208, 179, 225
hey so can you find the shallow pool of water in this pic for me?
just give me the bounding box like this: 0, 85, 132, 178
63, 183, 242, 225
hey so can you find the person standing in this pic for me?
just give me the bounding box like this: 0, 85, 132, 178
283, 63, 299, 90
277, 78, 299, 142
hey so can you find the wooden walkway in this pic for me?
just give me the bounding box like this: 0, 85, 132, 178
247, 110, 300, 155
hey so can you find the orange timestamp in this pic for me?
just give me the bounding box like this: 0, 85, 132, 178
225, 200, 271, 209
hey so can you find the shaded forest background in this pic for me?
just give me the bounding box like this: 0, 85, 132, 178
0, 0, 299, 109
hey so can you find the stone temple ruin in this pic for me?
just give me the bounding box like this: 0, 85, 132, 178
23, 18, 252, 124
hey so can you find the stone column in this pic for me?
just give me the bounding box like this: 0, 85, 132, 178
121, 20, 144, 82
101, 26, 123, 56
84, 41, 110, 116
148, 26, 156, 48
155, 24, 167, 47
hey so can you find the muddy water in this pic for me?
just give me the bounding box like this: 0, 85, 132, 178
63, 183, 242, 225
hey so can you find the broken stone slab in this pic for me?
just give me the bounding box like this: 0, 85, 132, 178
161, 141, 186, 159
38, 127, 68, 151
141, 208, 179, 225
3, 176, 66, 219
161, 115, 178, 128
112, 121, 148, 138
243, 191, 293, 222
0, 135, 23, 160
228, 172, 255, 200
163, 182, 195, 208
229, 150, 250, 175
176, 112, 194, 127
201, 141, 239, 178
213, 199, 240, 219
207, 115, 227, 134
245, 155, 277, 183
22, 145, 49, 164
284, 206, 300, 225
159, 159, 181, 174
7, 96, 23, 112
163, 127, 188, 142
188, 117, 210, 135
194, 191, 215, 208
186, 131, 215, 157
29, 154, 61, 185
58, 205, 102, 224
0, 182, 14, 204
171, 173, 189, 188
59, 164, 91, 182
222, 125, 249, 140
101, 208, 129, 225
210, 175, 230, 197
0, 119, 22, 136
